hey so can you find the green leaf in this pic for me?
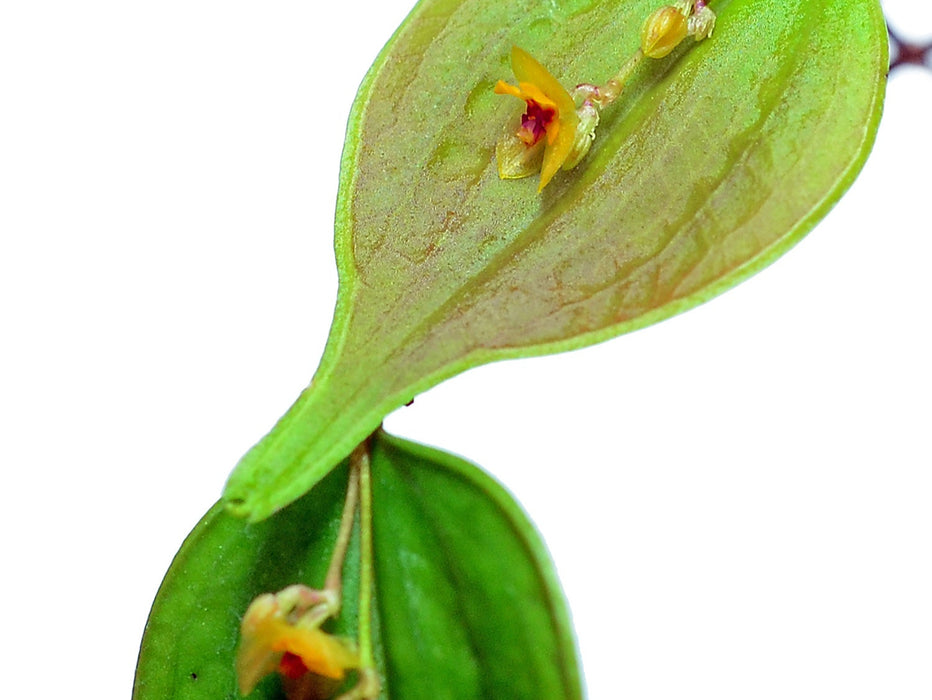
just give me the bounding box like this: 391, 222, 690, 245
135, 432, 582, 700
224, 0, 887, 520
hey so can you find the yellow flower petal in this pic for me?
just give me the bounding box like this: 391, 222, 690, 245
494, 79, 558, 114
493, 80, 524, 100
271, 622, 359, 681
538, 113, 577, 191
509, 46, 576, 120
516, 82, 558, 112
236, 593, 359, 694
237, 594, 284, 694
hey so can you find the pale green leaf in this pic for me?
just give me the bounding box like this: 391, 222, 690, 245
224, 0, 887, 520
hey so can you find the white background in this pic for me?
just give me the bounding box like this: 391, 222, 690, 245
1, 1, 930, 698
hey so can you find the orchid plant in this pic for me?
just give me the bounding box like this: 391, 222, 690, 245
133, 1, 887, 698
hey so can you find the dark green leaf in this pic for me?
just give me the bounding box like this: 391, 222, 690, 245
135, 432, 582, 700
224, 0, 887, 519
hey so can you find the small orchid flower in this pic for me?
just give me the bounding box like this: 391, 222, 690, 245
494, 45, 580, 190
236, 586, 359, 698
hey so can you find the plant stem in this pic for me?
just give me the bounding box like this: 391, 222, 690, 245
601, 49, 644, 106
332, 437, 381, 700
355, 438, 376, 668
324, 454, 361, 599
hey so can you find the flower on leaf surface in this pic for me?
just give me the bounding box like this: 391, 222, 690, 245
494, 45, 580, 190
236, 588, 359, 698
493, 5, 716, 192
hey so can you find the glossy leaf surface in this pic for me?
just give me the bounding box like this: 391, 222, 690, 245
135, 432, 582, 700
224, 0, 887, 520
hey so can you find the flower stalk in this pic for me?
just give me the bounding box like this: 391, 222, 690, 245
342, 440, 381, 700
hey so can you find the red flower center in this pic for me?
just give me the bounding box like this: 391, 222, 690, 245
518, 100, 556, 146
278, 652, 310, 680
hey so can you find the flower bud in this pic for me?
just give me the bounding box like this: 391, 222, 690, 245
640, 6, 689, 59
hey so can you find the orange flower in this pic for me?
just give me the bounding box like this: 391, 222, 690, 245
236, 590, 359, 696
494, 46, 580, 190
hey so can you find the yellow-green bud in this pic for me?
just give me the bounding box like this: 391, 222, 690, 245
640, 6, 689, 59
